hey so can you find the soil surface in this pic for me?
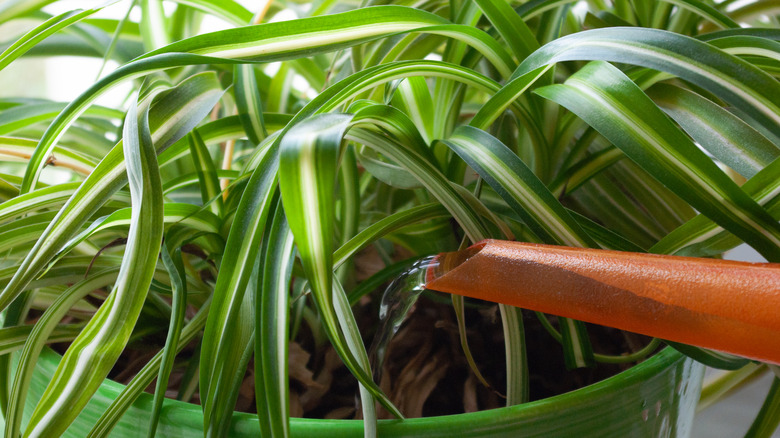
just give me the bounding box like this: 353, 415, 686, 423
287, 293, 654, 419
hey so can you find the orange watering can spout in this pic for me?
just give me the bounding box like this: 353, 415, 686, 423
424, 239, 780, 365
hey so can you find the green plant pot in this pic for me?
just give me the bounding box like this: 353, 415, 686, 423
18, 346, 703, 437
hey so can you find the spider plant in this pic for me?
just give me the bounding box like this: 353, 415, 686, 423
0, 0, 778, 436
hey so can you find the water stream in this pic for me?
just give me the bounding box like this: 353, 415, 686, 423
366, 244, 484, 386
367, 255, 438, 384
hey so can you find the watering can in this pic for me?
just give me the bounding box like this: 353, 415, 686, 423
425, 240, 780, 365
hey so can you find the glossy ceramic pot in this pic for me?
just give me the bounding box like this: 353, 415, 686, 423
19, 346, 703, 437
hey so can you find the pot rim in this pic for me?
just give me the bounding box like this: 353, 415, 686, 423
29, 345, 696, 436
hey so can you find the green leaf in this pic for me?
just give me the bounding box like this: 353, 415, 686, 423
255, 200, 295, 438
443, 126, 596, 248
235, 64, 267, 146
515, 0, 580, 21
266, 63, 293, 114
665, 341, 750, 370
0, 6, 104, 72
659, 0, 739, 30
498, 305, 529, 403
569, 211, 647, 252
338, 146, 360, 240
51, 203, 221, 263
647, 83, 780, 178
604, 160, 697, 234
168, 0, 253, 26
0, 183, 80, 224
391, 77, 435, 145
469, 65, 551, 131
441, 126, 596, 370
141, 7, 513, 76
651, 156, 780, 257
334, 278, 379, 437
516, 27, 780, 140
24, 93, 164, 437
535, 61, 780, 261
698, 363, 766, 412
21, 6, 515, 193
745, 377, 780, 438
188, 130, 225, 216
5, 268, 119, 438
140, 0, 170, 51
704, 34, 780, 64
148, 243, 187, 438
473, 0, 538, 61
549, 147, 625, 197
0, 0, 57, 23
334, 203, 449, 269
0, 72, 223, 315
279, 113, 401, 422
348, 104, 491, 242
0, 324, 82, 355
199, 147, 278, 436
570, 174, 667, 248
0, 103, 122, 137
87, 299, 212, 437
0, 137, 97, 176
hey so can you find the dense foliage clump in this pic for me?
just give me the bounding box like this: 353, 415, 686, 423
0, 0, 778, 436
